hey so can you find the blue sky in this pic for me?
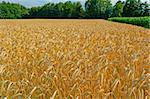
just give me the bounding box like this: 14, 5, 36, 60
0, 0, 149, 7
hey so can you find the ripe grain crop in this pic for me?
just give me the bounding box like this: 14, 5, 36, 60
0, 19, 149, 98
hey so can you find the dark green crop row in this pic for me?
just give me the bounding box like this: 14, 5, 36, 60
108, 17, 150, 28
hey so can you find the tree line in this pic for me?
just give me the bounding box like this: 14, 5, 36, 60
0, 0, 149, 19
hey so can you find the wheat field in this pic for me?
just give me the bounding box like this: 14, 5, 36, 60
0, 19, 149, 99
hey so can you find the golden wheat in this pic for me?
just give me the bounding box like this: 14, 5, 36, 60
0, 19, 149, 98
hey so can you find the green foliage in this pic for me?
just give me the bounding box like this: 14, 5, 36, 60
26, 1, 84, 18
0, 1, 29, 19
85, 0, 112, 19
0, 0, 149, 19
108, 17, 150, 28
112, 0, 124, 17
28, 7, 41, 17
71, 1, 85, 18
122, 0, 150, 17
143, 2, 150, 16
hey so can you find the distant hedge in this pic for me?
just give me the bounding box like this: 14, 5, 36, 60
108, 17, 150, 28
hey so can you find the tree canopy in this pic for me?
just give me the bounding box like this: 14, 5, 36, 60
0, 1, 28, 19
112, 0, 124, 17
0, 0, 149, 19
123, 0, 149, 17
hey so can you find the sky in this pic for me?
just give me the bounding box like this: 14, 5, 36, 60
0, 0, 149, 8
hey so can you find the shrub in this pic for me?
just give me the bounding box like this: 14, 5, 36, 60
108, 17, 150, 28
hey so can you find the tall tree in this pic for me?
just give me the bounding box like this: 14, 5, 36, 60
0, 1, 28, 19
54, 2, 64, 18
85, 0, 112, 19
38, 3, 56, 18
85, 0, 98, 18
72, 1, 85, 18
63, 1, 74, 18
112, 0, 124, 17
143, 1, 150, 16
28, 7, 41, 17
123, 0, 141, 17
